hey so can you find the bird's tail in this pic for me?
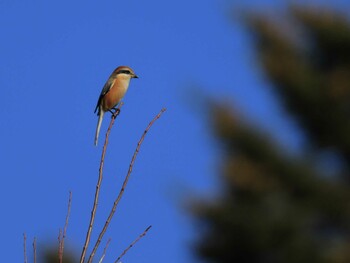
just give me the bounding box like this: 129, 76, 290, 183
94, 110, 104, 146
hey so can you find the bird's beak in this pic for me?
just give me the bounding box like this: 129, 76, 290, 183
133, 74, 139, 79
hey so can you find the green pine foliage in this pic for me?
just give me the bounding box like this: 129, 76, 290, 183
192, 6, 350, 263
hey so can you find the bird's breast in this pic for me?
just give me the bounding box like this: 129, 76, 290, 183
102, 80, 129, 111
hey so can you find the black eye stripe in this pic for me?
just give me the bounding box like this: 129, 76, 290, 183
117, 69, 131, 75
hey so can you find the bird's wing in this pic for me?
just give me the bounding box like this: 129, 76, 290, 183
94, 78, 116, 114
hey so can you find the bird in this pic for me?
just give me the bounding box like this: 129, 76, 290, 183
94, 66, 138, 146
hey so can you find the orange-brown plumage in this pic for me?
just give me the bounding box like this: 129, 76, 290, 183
94, 66, 138, 146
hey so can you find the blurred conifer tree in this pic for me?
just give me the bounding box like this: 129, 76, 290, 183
42, 248, 77, 263
192, 6, 350, 263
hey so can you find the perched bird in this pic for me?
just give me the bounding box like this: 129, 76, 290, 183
94, 66, 138, 146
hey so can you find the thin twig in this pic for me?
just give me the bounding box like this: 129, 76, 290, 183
98, 238, 112, 263
87, 108, 166, 263
33, 237, 37, 263
59, 191, 72, 263
80, 103, 123, 263
58, 229, 63, 263
23, 233, 27, 263
114, 225, 152, 263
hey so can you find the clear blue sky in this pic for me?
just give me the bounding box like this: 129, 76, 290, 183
1, 0, 349, 262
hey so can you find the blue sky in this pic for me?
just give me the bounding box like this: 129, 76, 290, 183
1, 0, 350, 262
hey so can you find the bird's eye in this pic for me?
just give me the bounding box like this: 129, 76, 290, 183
119, 70, 131, 75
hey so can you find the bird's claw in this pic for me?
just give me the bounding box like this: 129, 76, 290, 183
110, 108, 121, 119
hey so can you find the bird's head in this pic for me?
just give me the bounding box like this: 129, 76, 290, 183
114, 66, 138, 80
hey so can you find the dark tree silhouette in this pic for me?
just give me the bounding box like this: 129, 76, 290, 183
43, 248, 77, 263
192, 6, 350, 263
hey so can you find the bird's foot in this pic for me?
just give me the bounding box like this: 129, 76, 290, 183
110, 107, 121, 119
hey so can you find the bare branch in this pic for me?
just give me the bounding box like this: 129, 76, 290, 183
59, 191, 72, 263
114, 225, 152, 263
58, 229, 63, 263
80, 103, 123, 263
98, 238, 111, 263
33, 237, 37, 263
63, 191, 72, 239
23, 233, 27, 263
87, 108, 166, 263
